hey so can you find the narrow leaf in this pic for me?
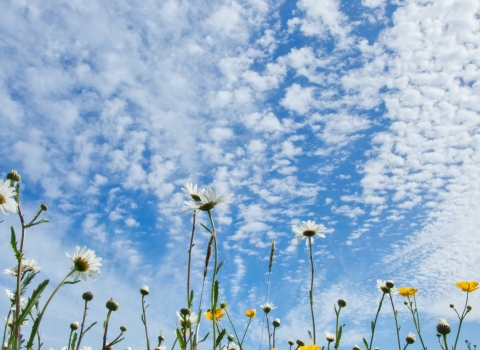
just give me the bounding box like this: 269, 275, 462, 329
197, 332, 210, 344
363, 338, 369, 350
200, 223, 212, 234
213, 280, 219, 307
216, 328, 226, 345
18, 279, 49, 324
10, 226, 20, 259
176, 328, 186, 350
83, 321, 97, 334
70, 332, 78, 350
215, 261, 225, 274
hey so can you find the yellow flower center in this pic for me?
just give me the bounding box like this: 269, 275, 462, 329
73, 257, 90, 272
198, 201, 216, 211
0, 194, 6, 205
302, 230, 316, 237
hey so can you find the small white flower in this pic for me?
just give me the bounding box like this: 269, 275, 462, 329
184, 186, 231, 212
326, 331, 336, 342
66, 246, 102, 281
260, 302, 276, 314
0, 179, 18, 215
376, 279, 396, 294
292, 220, 326, 245
154, 347, 166, 350
176, 311, 198, 328
182, 183, 201, 201
4, 259, 41, 276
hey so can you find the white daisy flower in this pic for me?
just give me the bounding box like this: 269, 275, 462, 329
184, 186, 231, 212
292, 220, 327, 245
260, 302, 276, 314
176, 311, 199, 328
66, 246, 102, 281
325, 331, 336, 342
5, 289, 27, 310
182, 183, 201, 201
376, 279, 396, 294
4, 259, 41, 276
0, 179, 18, 215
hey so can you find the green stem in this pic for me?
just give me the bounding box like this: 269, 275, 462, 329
443, 334, 449, 350
240, 318, 252, 347
187, 212, 197, 308
224, 309, 242, 350
14, 201, 27, 350
76, 300, 90, 350
453, 292, 470, 350
388, 293, 401, 350
35, 270, 75, 344
102, 310, 112, 350
308, 237, 316, 345
265, 314, 272, 350
67, 329, 74, 350
142, 295, 151, 350
407, 296, 427, 350
369, 293, 386, 350
207, 210, 218, 350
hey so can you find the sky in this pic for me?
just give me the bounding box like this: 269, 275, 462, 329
1, 0, 480, 349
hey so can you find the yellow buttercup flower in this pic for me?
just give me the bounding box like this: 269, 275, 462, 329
204, 308, 225, 321
299, 345, 321, 350
245, 309, 256, 318
398, 287, 418, 297
456, 281, 479, 292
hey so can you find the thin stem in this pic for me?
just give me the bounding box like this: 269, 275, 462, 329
14, 202, 27, 350
265, 314, 272, 350
67, 329, 74, 350
453, 292, 470, 350
142, 295, 151, 350
102, 310, 112, 350
406, 296, 427, 350
76, 299, 90, 350
3, 309, 12, 348
388, 293, 401, 350
37, 271, 75, 333
207, 210, 218, 350
307, 237, 316, 344
272, 326, 276, 349
368, 293, 386, 350
334, 305, 343, 350
224, 309, 241, 350
187, 211, 197, 307
240, 318, 252, 346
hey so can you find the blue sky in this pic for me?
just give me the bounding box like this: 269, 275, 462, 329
1, 0, 480, 349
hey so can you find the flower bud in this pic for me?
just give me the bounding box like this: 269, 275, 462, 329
180, 308, 190, 316
296, 340, 305, 346
288, 340, 294, 346
6, 171, 21, 184
40, 204, 48, 211
120, 326, 127, 332
220, 301, 228, 309
450, 304, 454, 308
467, 305, 472, 311
406, 332, 416, 344
70, 321, 79, 330
353, 346, 362, 350
437, 319, 451, 335
386, 280, 395, 289
404, 301, 408, 305
140, 285, 150, 295
82, 291, 94, 301
338, 299, 347, 308
106, 298, 119, 311
228, 334, 235, 342
326, 332, 335, 342
272, 318, 281, 328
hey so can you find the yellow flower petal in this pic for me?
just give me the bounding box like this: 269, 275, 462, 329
245, 309, 256, 318
456, 281, 479, 292
398, 287, 418, 297
204, 308, 225, 321
299, 345, 321, 350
